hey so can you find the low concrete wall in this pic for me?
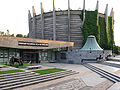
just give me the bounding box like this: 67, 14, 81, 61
66, 50, 112, 64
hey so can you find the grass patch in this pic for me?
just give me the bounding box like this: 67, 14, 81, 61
0, 70, 24, 74
32, 68, 65, 75
5, 64, 35, 68
2, 66, 8, 68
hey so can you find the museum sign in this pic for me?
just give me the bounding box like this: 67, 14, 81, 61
18, 41, 49, 47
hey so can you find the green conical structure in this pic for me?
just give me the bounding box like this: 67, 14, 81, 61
81, 35, 103, 50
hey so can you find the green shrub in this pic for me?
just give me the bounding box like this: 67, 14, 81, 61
0, 70, 24, 74
6, 64, 35, 68
114, 46, 120, 54
32, 68, 65, 75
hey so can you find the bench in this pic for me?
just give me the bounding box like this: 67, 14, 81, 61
27, 65, 42, 70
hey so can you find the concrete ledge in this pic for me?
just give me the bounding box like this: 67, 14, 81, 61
27, 65, 42, 70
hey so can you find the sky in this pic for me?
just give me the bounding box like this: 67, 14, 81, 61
0, 0, 120, 46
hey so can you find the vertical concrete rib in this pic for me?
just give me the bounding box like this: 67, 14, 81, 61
68, 0, 71, 41
96, 0, 99, 11
96, 0, 99, 25
110, 8, 114, 18
110, 8, 114, 28
105, 4, 108, 32
53, 0, 56, 40
28, 10, 32, 38
32, 6, 36, 38
41, 2, 44, 39
83, 0, 85, 25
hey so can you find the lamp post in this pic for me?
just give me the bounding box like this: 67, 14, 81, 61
90, 48, 91, 53
113, 43, 115, 57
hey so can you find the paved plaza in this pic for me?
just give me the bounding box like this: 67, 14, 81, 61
14, 62, 120, 90
1, 56, 120, 90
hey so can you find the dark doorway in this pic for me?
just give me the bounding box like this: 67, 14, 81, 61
23, 52, 39, 63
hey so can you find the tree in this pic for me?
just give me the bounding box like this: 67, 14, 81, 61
16, 34, 23, 37
114, 46, 120, 54
11, 34, 14, 37
23, 35, 27, 38
1, 32, 4, 36
23, 34, 29, 38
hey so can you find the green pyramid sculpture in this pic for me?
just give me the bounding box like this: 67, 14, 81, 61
81, 35, 103, 50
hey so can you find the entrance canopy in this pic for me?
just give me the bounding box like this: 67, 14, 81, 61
81, 35, 103, 51
0, 36, 74, 49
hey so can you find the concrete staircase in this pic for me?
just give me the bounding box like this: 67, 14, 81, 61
0, 70, 78, 90
101, 61, 120, 68
84, 63, 120, 83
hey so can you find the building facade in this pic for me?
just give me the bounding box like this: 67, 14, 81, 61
0, 1, 114, 64
29, 10, 83, 50
0, 36, 73, 63
28, 0, 114, 51
28, 0, 114, 63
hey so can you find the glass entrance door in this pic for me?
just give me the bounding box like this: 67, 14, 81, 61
39, 51, 55, 61
23, 52, 39, 63
41, 52, 48, 60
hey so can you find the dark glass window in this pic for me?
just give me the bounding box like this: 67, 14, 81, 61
61, 53, 66, 59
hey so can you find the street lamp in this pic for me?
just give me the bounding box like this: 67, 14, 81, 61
113, 43, 115, 57
90, 48, 91, 53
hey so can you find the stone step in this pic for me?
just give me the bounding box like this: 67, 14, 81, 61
0, 71, 77, 85
84, 64, 120, 83
1, 72, 77, 90
0, 71, 32, 77
86, 65, 118, 81
0, 70, 74, 82
87, 64, 120, 79
0, 73, 39, 82
0, 72, 35, 79
0, 71, 78, 89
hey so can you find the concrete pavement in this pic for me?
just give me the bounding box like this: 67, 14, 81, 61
15, 63, 114, 90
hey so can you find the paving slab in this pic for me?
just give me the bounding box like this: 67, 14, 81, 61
107, 82, 120, 90
89, 63, 120, 74
106, 61, 120, 64
34, 78, 86, 90
90, 80, 113, 90
80, 72, 107, 86
14, 73, 82, 90
14, 63, 113, 90
41, 63, 92, 74
41, 63, 108, 86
